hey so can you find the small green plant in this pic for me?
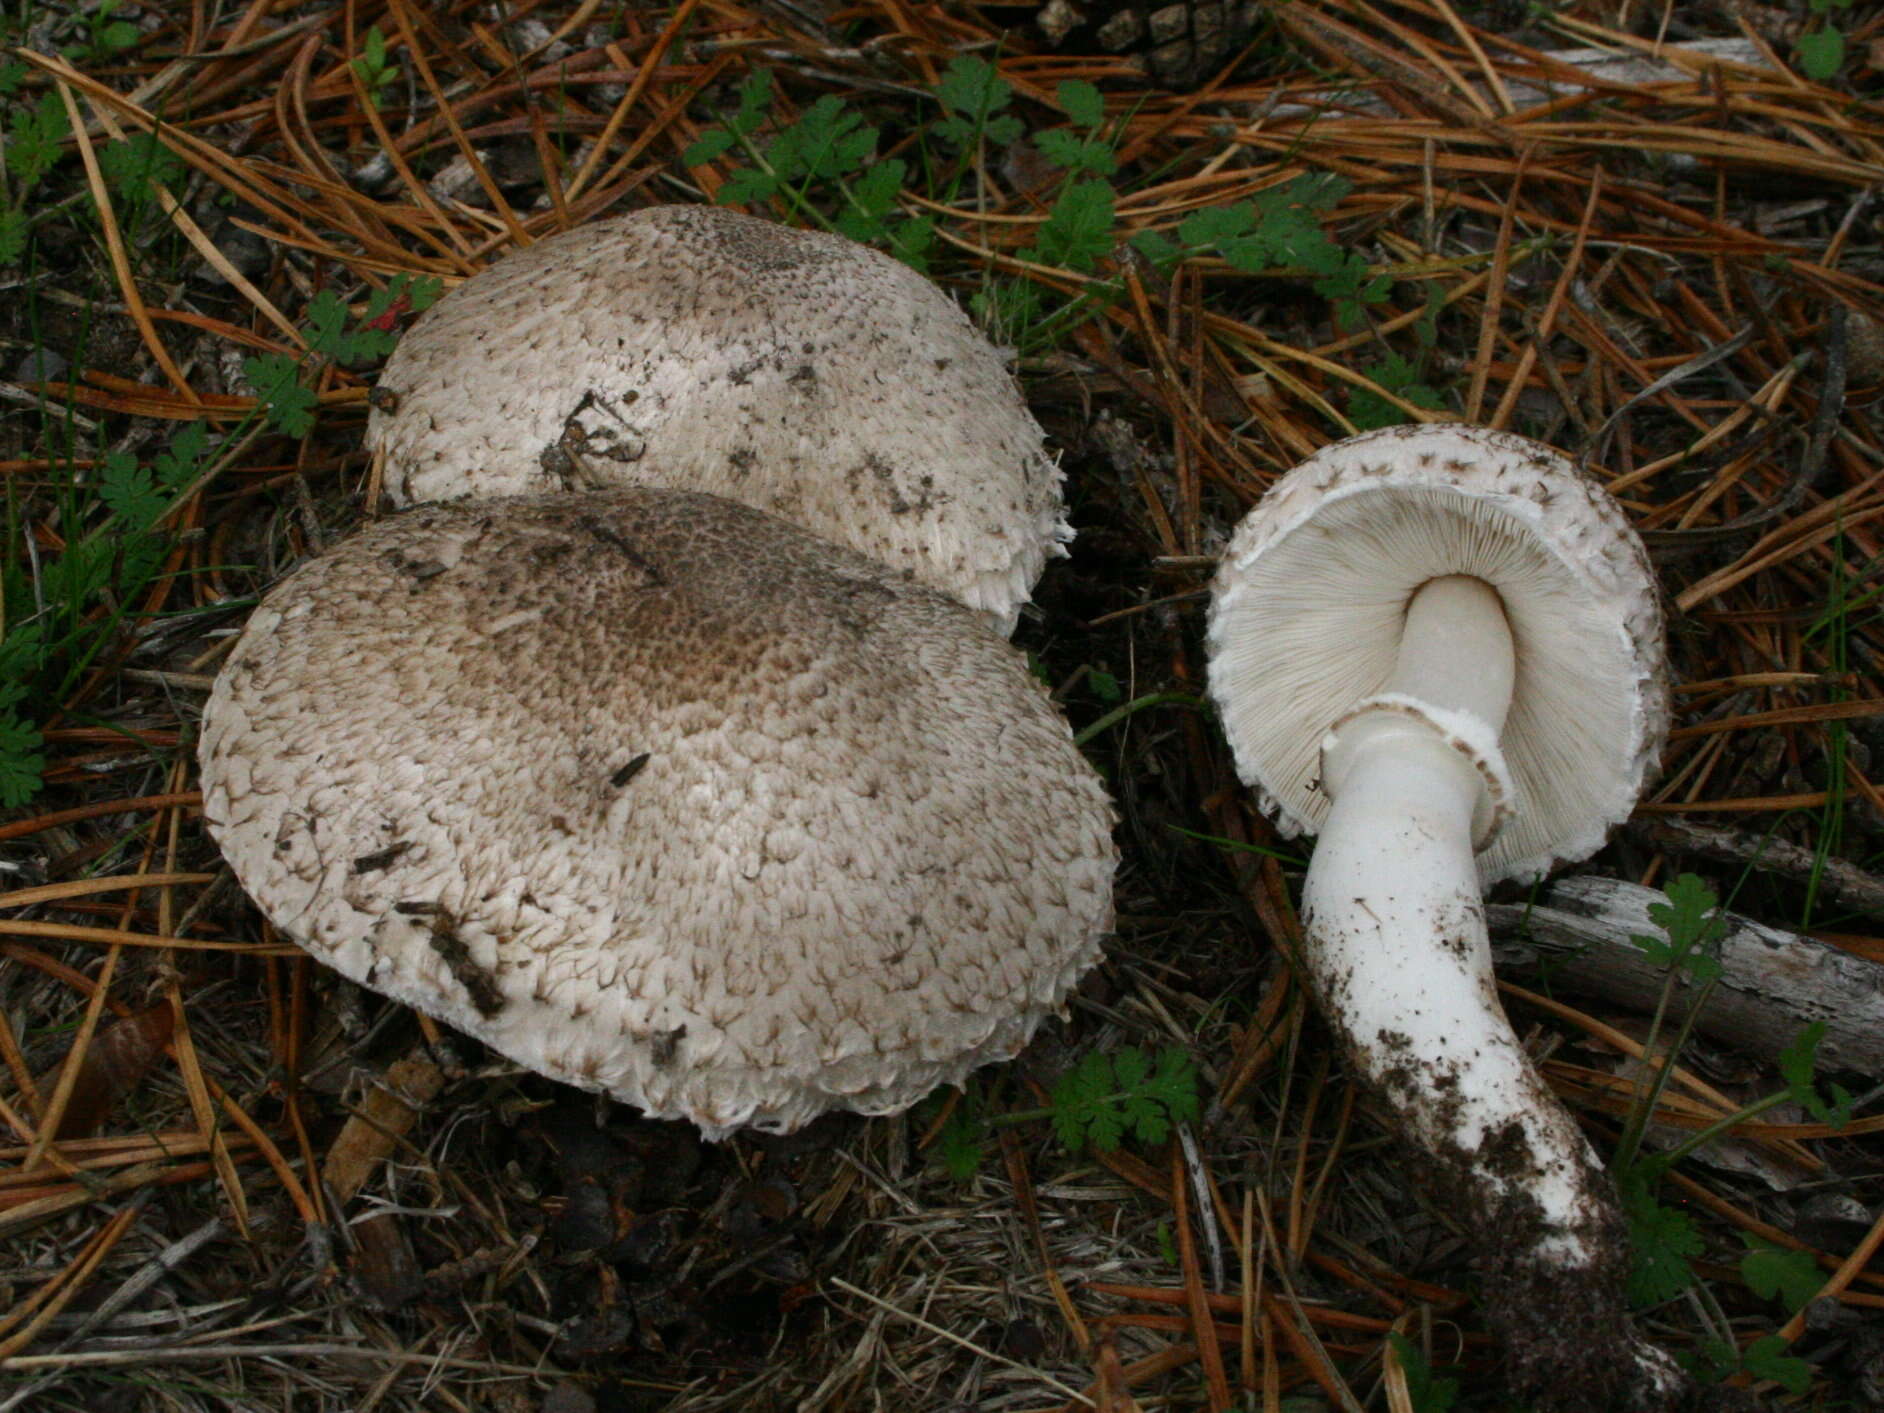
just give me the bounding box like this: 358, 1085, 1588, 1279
0, 271, 443, 806
351, 26, 401, 110
922, 1044, 1202, 1180
1686, 1334, 1813, 1395
1607, 871, 1852, 1404
684, 69, 934, 268
1051, 1045, 1200, 1150
244, 272, 442, 436
1388, 1333, 1460, 1413
1348, 353, 1444, 431
1, 418, 214, 808
1034, 81, 1116, 178
930, 54, 1023, 150
1740, 1236, 1821, 1315
0, 81, 71, 266
1133, 174, 1391, 330
1797, 0, 1853, 82
61, 0, 141, 63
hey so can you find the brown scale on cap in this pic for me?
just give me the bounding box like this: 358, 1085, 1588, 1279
366, 205, 1070, 633
200, 489, 1117, 1138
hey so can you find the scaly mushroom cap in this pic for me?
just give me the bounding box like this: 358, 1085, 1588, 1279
1207, 423, 1667, 884
200, 489, 1116, 1138
366, 205, 1068, 632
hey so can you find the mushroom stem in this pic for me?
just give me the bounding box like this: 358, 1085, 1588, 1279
1381, 574, 1514, 727
1305, 571, 1611, 1250
1299, 575, 1678, 1404
1304, 713, 1606, 1252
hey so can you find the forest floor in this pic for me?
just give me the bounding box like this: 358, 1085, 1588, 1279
2, 0, 1882, 1409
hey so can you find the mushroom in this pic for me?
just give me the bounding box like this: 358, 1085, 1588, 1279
1206, 423, 1677, 1406
199, 488, 1116, 1137
366, 204, 1068, 632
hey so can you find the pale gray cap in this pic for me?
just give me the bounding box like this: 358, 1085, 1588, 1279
1207, 423, 1668, 885
200, 489, 1116, 1138
365, 205, 1069, 633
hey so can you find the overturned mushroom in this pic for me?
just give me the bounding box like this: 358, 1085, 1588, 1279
1207, 424, 1677, 1408
366, 204, 1067, 632
200, 488, 1116, 1137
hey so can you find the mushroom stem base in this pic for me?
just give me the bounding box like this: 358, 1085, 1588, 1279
1302, 710, 1684, 1408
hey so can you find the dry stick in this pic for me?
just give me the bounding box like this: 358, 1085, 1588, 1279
50, 81, 198, 403
826, 1277, 1093, 1406
1774, 1205, 1884, 1347
155, 759, 251, 1240
0, 1197, 144, 1358
1491, 166, 1600, 430
21, 945, 124, 1173
343, 0, 477, 265
998, 1131, 1091, 1355
1251, 1188, 1365, 1413
1170, 1144, 1232, 1409
385, 0, 529, 246
0, 873, 217, 910
566, 0, 704, 200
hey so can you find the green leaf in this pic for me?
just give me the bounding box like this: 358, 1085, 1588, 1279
1318, 262, 1391, 330
1057, 79, 1105, 130
1388, 1334, 1459, 1413
99, 450, 166, 530
1620, 1169, 1701, 1306
1132, 1047, 1200, 1145
361, 272, 443, 326
243, 353, 318, 437
1741, 1335, 1812, 1394
684, 127, 736, 166
7, 91, 72, 191
0, 626, 47, 711
0, 58, 27, 97
886, 215, 935, 273
1647, 873, 1724, 949
1348, 353, 1444, 431
935, 1101, 986, 1181
767, 96, 876, 183
1026, 178, 1115, 273
100, 20, 140, 52
1797, 26, 1845, 82
731, 68, 774, 135
1050, 1046, 1200, 1153
1035, 128, 1116, 178
716, 165, 779, 206
1052, 1050, 1124, 1151
1129, 228, 1182, 268
301, 290, 355, 360
364, 24, 388, 68
933, 54, 1016, 148
154, 420, 210, 492
98, 131, 185, 204
1778, 1022, 1856, 1129
845, 158, 904, 223
0, 710, 45, 808
1089, 669, 1121, 702
1741, 1238, 1822, 1314
1631, 873, 1726, 981
0, 207, 26, 267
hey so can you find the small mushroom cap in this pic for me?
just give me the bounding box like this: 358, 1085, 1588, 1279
366, 205, 1068, 631
200, 489, 1116, 1138
1207, 423, 1668, 885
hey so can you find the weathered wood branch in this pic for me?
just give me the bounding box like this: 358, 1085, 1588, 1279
1489, 876, 1884, 1076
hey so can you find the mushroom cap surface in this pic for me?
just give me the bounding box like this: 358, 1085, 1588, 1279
365, 204, 1068, 631
200, 489, 1116, 1138
1207, 423, 1667, 884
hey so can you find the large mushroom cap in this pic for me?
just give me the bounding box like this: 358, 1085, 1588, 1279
1207, 422, 1667, 883
366, 204, 1068, 631
200, 489, 1116, 1138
